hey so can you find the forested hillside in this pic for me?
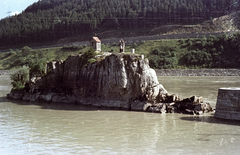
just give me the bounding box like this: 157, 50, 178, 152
0, 32, 240, 70
148, 33, 240, 69
0, 0, 239, 47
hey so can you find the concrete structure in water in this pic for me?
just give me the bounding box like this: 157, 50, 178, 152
215, 87, 240, 120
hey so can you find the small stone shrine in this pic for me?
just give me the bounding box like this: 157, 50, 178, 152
90, 37, 101, 51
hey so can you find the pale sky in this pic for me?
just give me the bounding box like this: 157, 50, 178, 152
0, 0, 39, 20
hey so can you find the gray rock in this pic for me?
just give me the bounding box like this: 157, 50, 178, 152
8, 89, 24, 100
131, 101, 147, 111
7, 53, 213, 115
201, 102, 213, 113
146, 103, 167, 113
22, 93, 32, 101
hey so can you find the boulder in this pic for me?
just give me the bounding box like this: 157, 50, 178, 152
146, 103, 167, 113
8, 89, 24, 100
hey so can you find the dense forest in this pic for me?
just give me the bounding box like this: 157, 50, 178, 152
0, 0, 239, 47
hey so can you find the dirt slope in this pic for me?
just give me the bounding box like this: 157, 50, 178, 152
149, 11, 240, 35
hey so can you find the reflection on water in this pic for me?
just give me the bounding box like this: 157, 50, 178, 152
1, 75, 240, 154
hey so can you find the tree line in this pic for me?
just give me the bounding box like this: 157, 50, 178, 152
0, 0, 239, 47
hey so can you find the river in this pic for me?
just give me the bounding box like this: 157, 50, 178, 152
1, 74, 240, 155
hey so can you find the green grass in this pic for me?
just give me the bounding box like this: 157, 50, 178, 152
0, 39, 189, 70
0, 46, 87, 70
2, 33, 239, 70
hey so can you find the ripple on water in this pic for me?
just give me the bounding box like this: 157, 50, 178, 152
1, 76, 240, 154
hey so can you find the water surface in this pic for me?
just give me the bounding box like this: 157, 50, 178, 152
1, 75, 240, 155
158, 76, 240, 107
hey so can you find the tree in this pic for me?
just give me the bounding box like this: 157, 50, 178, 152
148, 48, 177, 69
26, 54, 47, 82
80, 47, 97, 67
10, 66, 29, 89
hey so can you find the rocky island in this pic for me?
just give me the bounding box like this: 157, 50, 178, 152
7, 52, 212, 114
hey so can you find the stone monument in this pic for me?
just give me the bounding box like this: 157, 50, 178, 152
119, 39, 125, 53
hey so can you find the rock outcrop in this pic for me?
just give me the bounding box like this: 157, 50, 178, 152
7, 53, 212, 114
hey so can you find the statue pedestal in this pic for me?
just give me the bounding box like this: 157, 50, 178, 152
215, 87, 240, 120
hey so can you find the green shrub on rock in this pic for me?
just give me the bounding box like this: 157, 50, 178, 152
10, 66, 29, 89
80, 47, 97, 67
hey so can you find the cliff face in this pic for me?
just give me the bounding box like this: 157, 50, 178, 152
62, 53, 169, 110
10, 53, 169, 110
8, 53, 212, 114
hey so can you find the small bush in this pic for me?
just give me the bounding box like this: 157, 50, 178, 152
180, 50, 211, 68
8, 49, 15, 55
133, 43, 137, 47
9, 50, 15, 55
148, 49, 177, 69
26, 54, 47, 77
88, 58, 97, 64
80, 47, 97, 66
21, 46, 32, 56
110, 49, 114, 52
11, 81, 25, 90
10, 66, 29, 89
61, 45, 83, 51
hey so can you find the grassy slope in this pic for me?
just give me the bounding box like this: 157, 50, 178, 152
0, 46, 88, 69
2, 35, 239, 70
0, 39, 186, 70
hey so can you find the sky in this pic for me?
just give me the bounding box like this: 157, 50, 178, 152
0, 0, 38, 20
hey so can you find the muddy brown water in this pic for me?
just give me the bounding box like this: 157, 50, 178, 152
1, 74, 240, 155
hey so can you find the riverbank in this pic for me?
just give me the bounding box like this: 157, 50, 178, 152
0, 70, 12, 76
155, 69, 240, 76
2, 69, 240, 77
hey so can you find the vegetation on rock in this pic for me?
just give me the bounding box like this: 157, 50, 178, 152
7, 53, 213, 115
80, 47, 97, 67
10, 66, 29, 89
26, 54, 47, 79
